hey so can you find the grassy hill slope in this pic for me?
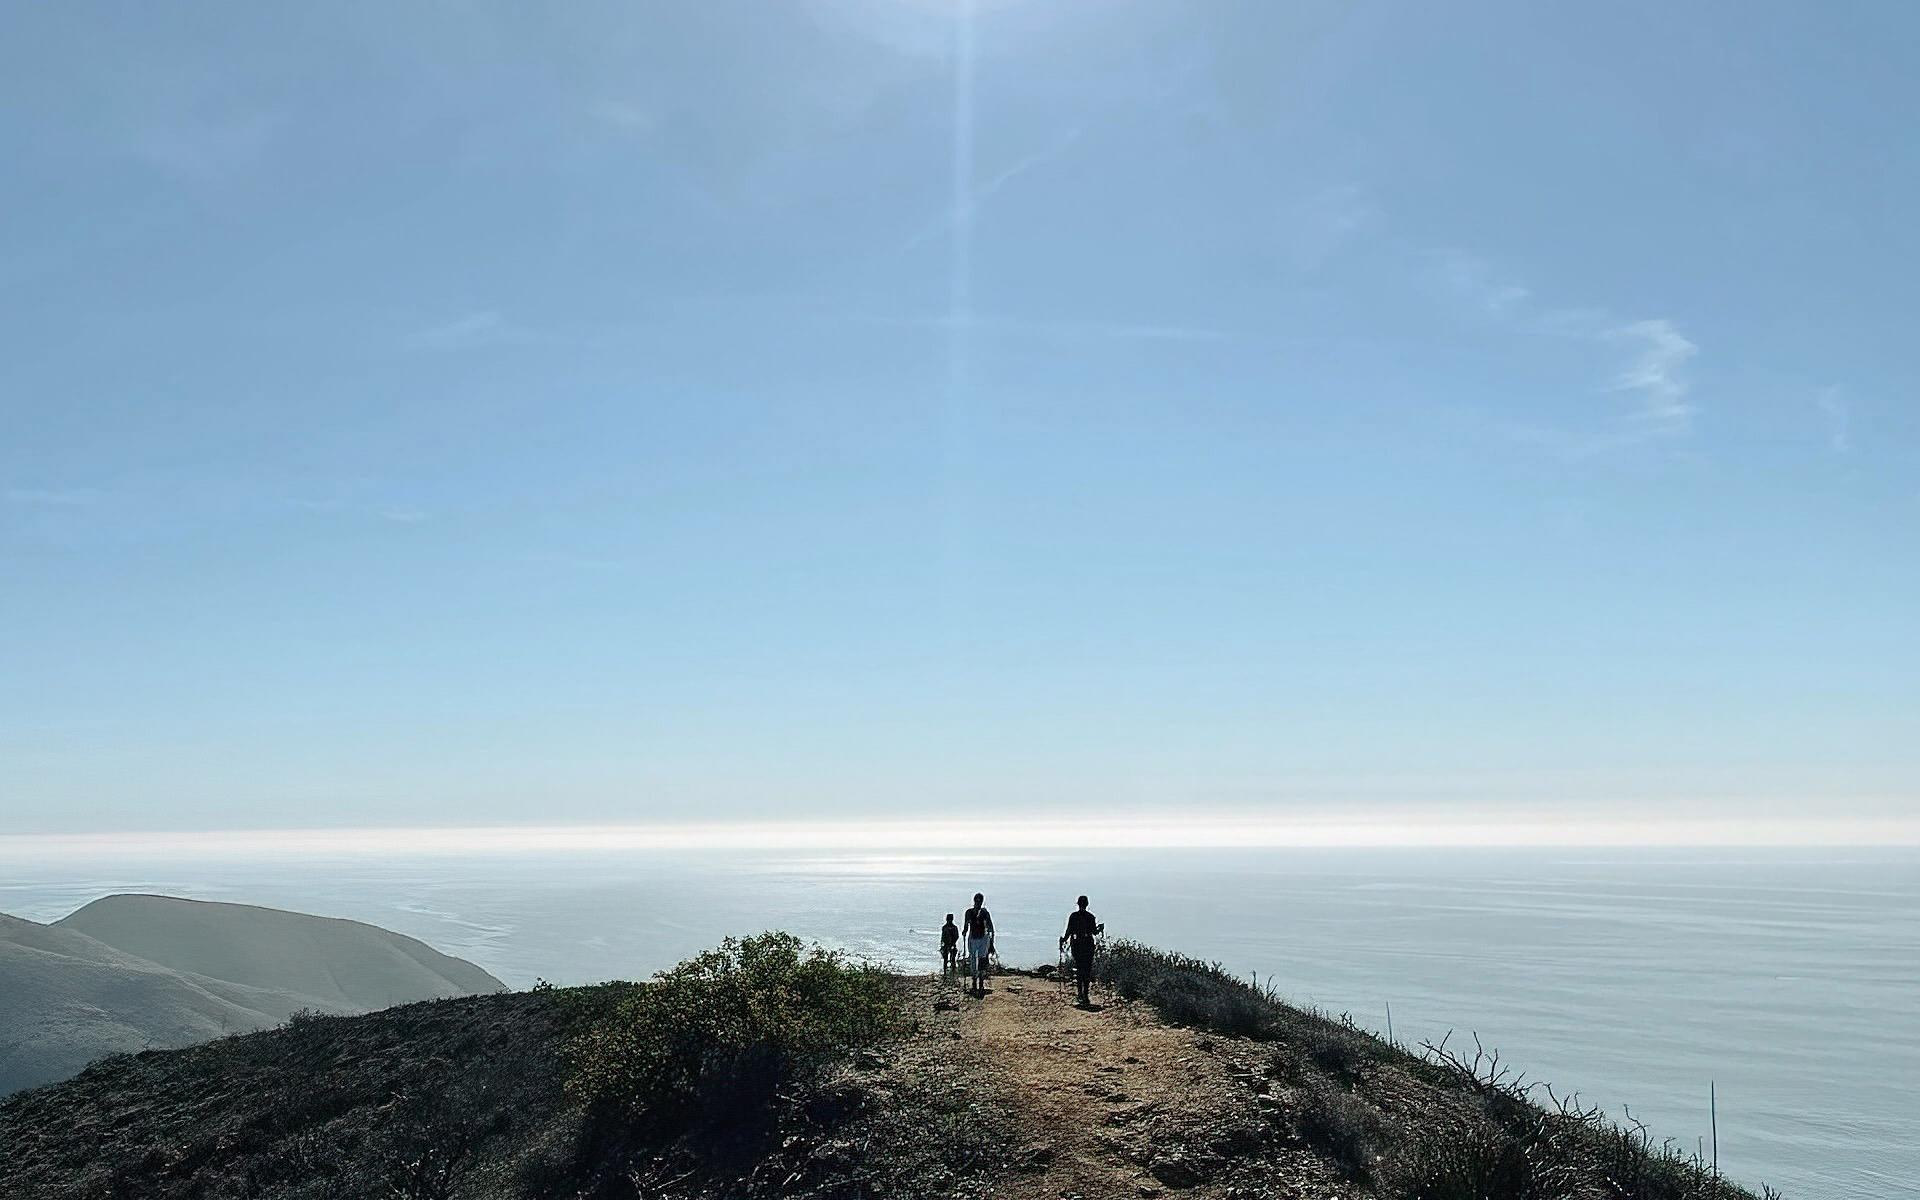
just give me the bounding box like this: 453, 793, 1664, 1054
59, 894, 505, 1009
0, 913, 313, 1095
1, 896, 507, 1099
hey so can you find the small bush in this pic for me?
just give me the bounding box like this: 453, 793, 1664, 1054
1384, 1115, 1577, 1200
568, 933, 897, 1143
1294, 1080, 1384, 1178
1299, 1024, 1374, 1083
1572, 1114, 1746, 1200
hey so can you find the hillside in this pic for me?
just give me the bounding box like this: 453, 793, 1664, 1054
0, 913, 293, 1096
0, 897, 505, 1097
0, 936, 1774, 1200
59, 894, 504, 1010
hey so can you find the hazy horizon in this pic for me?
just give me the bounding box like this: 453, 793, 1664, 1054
6, 807, 1919, 859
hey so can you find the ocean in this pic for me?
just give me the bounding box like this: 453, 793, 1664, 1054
3, 846, 1913, 1198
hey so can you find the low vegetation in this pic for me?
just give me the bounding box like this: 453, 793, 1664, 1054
0, 935, 1778, 1199
1101, 940, 1764, 1200
0, 989, 573, 1199
561, 933, 999, 1198
0, 933, 999, 1200
568, 932, 897, 1141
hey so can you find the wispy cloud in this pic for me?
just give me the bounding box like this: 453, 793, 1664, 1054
1604, 318, 1697, 433
1430, 248, 1531, 315
1489, 422, 1644, 462
293, 480, 429, 525
976, 133, 1080, 202
588, 101, 657, 134
1816, 386, 1851, 453
1428, 251, 1700, 447
525, 550, 627, 572
973, 314, 1226, 343
901, 127, 1083, 252
850, 311, 1227, 344
1280, 184, 1377, 271
130, 110, 280, 180
404, 310, 515, 351
6, 487, 104, 507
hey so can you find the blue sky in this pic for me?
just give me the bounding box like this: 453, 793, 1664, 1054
3, 1, 1915, 841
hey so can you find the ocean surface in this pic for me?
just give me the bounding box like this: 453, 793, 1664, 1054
3, 847, 1914, 1199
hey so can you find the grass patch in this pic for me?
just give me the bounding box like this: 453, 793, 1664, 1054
1101, 941, 1284, 1038
1382, 1115, 1573, 1200
1102, 941, 1385, 1065
1098, 940, 1772, 1200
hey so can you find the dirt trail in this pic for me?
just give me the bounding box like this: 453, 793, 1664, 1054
933, 973, 1335, 1199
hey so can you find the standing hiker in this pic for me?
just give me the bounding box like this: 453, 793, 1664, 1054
940, 913, 960, 976
1059, 895, 1102, 1006
962, 893, 994, 994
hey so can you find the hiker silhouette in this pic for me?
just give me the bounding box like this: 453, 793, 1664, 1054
962, 893, 994, 993
1060, 895, 1102, 1006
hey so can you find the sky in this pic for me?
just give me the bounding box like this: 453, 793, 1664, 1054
2, 1, 1916, 845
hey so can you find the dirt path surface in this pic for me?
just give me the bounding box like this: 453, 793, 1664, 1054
922, 972, 1349, 1199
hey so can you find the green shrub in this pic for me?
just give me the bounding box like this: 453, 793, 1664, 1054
567, 933, 897, 1140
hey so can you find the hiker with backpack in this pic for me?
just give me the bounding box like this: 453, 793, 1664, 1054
962, 893, 994, 994
1059, 895, 1103, 1006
